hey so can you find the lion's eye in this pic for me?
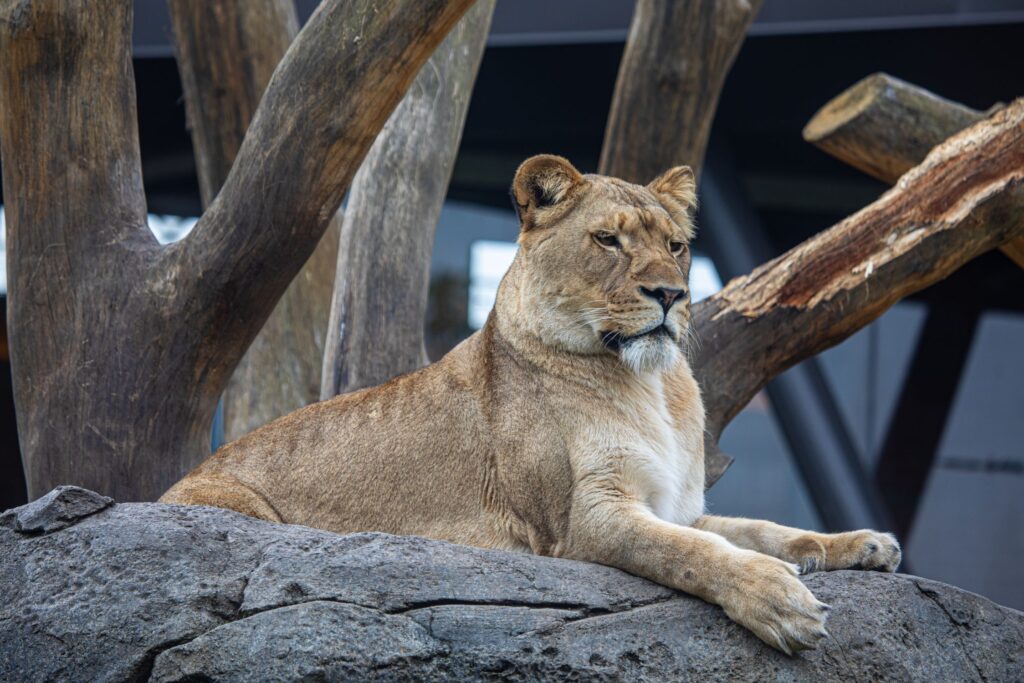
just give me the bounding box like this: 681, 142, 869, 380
669, 241, 686, 255
594, 232, 621, 249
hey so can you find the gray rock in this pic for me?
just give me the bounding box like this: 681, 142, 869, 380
0, 485, 113, 533
1, 489, 1021, 682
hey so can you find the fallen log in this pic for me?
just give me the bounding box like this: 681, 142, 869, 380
803, 72, 1024, 268
695, 99, 1024, 486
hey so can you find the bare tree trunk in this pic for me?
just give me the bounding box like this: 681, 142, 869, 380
1, 0, 473, 501
598, 0, 761, 480
695, 100, 1024, 486
169, 1, 298, 210
599, 0, 763, 183
321, 0, 495, 397
802, 73, 1024, 269
1, 0, 153, 499
169, 0, 340, 441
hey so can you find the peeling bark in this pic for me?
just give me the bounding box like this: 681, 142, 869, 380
694, 99, 1024, 475
804, 72, 1024, 268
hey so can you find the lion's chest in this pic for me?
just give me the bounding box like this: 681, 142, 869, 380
588, 375, 705, 526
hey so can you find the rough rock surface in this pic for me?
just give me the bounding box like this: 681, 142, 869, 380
1, 487, 1021, 682
0, 485, 112, 533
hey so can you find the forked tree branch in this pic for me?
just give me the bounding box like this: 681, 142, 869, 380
0, 0, 474, 499
694, 99, 1024, 487
169, 0, 341, 440
169, 0, 475, 389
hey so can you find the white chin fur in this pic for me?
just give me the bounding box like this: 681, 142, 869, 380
619, 335, 679, 374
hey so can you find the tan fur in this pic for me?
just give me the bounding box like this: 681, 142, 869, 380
161, 155, 901, 654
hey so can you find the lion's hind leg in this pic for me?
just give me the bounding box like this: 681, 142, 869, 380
159, 472, 283, 523
694, 515, 901, 574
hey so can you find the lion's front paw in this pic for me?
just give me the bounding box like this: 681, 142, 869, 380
825, 530, 901, 572
719, 552, 830, 656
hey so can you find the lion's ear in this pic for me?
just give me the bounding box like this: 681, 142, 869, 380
511, 155, 584, 229
648, 165, 697, 239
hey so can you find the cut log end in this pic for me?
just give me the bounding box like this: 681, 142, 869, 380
697, 97, 1024, 466
804, 75, 1024, 272
802, 72, 893, 144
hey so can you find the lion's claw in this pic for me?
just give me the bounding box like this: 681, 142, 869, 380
720, 551, 831, 655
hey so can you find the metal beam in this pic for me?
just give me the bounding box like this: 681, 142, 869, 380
874, 251, 1014, 537
700, 144, 892, 534
875, 305, 980, 539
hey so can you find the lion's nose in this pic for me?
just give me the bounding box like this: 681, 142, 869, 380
639, 286, 686, 312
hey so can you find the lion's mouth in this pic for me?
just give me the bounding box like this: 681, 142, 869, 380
601, 324, 669, 351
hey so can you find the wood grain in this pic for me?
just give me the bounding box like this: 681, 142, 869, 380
0, 0, 473, 500
321, 0, 495, 397
599, 0, 763, 183
169, 0, 340, 441
804, 73, 1024, 268
695, 99, 1024, 487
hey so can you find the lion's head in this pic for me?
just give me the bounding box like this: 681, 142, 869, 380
500, 154, 697, 374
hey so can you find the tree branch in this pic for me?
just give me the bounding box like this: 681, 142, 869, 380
321, 0, 494, 397
597, 0, 761, 481
170, 0, 474, 390
169, 0, 340, 439
0, 0, 475, 500
599, 0, 762, 182
803, 73, 1024, 268
0, 0, 160, 499
694, 99, 1024, 479
169, 0, 299, 207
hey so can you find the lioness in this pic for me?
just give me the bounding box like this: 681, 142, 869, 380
162, 155, 901, 654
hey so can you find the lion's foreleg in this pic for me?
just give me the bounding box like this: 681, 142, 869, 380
563, 490, 828, 654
